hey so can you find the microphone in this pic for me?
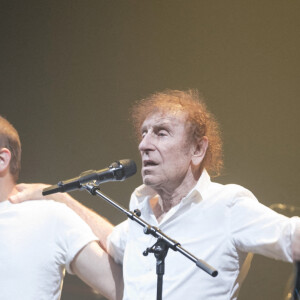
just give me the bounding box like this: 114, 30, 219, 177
42, 159, 137, 196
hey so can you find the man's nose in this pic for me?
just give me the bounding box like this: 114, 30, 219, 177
138, 133, 155, 152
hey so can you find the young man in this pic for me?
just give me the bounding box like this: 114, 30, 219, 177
10, 90, 300, 299
0, 115, 123, 300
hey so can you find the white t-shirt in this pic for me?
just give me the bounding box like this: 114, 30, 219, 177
0, 199, 98, 300
108, 170, 300, 300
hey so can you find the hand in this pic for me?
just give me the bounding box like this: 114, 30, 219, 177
9, 183, 50, 203
292, 224, 300, 261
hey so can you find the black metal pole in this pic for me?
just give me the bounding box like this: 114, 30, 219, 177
82, 183, 218, 300
293, 262, 300, 300
143, 239, 169, 300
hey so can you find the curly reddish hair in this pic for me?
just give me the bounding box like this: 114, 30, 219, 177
131, 89, 223, 177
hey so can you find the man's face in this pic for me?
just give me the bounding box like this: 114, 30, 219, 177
138, 111, 195, 191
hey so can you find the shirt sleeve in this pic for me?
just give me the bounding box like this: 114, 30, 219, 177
106, 189, 140, 265
229, 187, 300, 262
52, 202, 99, 274
107, 220, 129, 265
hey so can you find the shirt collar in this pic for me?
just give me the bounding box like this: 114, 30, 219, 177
133, 169, 211, 206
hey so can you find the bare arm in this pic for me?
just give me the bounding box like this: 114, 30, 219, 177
9, 183, 113, 251
71, 241, 123, 300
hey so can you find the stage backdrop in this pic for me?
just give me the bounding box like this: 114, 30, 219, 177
1, 1, 299, 299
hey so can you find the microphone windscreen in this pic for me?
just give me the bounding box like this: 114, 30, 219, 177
119, 159, 137, 178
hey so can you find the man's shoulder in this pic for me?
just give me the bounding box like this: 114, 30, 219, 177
206, 181, 257, 207
18, 199, 67, 208
209, 179, 253, 195
15, 199, 75, 218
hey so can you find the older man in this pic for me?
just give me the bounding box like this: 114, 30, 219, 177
10, 90, 300, 299
0, 115, 123, 300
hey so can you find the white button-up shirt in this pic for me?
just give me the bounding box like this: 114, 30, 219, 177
108, 170, 299, 300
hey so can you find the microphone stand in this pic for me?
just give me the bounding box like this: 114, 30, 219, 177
293, 262, 300, 300
82, 183, 218, 300
143, 238, 169, 300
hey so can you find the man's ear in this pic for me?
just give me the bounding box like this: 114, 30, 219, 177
191, 136, 208, 165
0, 148, 11, 173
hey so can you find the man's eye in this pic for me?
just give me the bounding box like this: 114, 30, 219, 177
158, 131, 167, 136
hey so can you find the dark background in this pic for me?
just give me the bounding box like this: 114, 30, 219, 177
1, 1, 299, 299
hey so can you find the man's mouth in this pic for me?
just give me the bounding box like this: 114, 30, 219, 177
143, 160, 158, 167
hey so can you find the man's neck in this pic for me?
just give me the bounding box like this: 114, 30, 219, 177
148, 166, 203, 222
150, 176, 199, 223
0, 179, 16, 202
159, 167, 202, 208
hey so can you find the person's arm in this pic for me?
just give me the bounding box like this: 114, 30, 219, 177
71, 241, 123, 300
9, 183, 113, 251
